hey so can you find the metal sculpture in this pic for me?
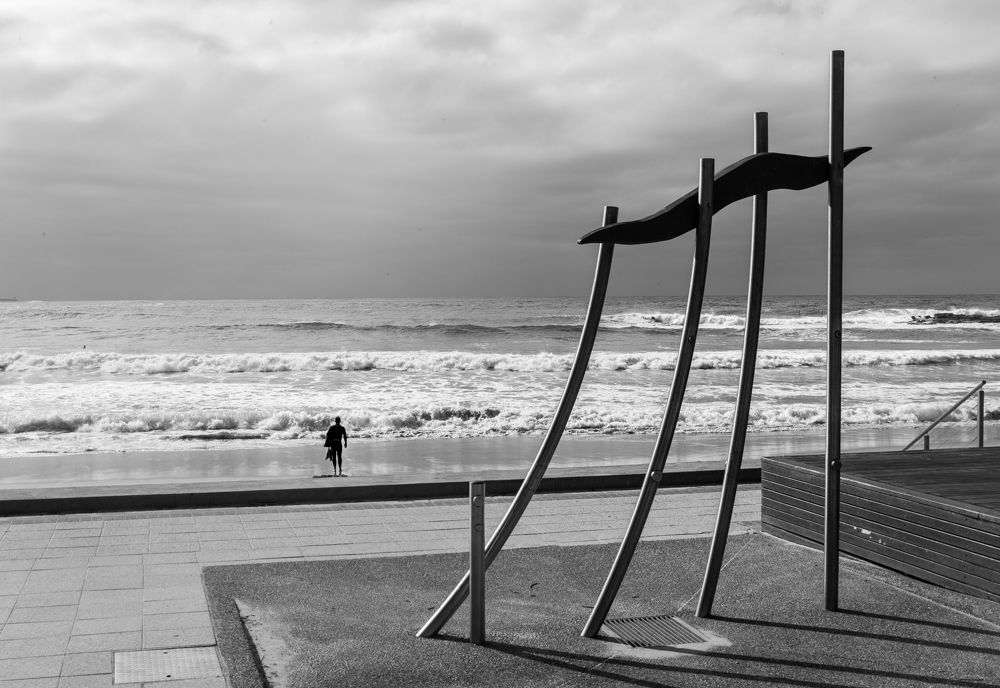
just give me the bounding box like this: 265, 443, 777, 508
419, 51, 868, 641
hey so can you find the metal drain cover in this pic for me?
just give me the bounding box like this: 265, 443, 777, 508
114, 646, 222, 683
603, 615, 709, 648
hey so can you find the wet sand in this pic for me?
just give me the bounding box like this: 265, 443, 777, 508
0, 426, 959, 487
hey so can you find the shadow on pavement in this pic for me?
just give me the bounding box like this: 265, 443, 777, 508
203, 533, 1000, 688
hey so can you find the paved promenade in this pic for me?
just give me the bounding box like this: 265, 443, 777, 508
0, 485, 760, 687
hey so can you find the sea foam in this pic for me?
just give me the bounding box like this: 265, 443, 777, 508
4, 398, 996, 441
4, 348, 1000, 376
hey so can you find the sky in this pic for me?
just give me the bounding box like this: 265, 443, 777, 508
1, 0, 999, 300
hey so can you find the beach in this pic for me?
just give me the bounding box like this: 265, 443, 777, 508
1, 295, 997, 481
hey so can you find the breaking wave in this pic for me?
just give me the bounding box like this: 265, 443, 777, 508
605, 307, 1000, 331
186, 307, 1000, 336
3, 400, 997, 442
4, 348, 1000, 375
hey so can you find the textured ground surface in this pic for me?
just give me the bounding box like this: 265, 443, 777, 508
205, 533, 1000, 688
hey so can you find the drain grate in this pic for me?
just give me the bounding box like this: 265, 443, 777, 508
603, 615, 709, 648
113, 646, 222, 684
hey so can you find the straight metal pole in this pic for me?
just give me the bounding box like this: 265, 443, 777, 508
696, 112, 768, 618
470, 481, 486, 644
979, 390, 985, 448
825, 50, 845, 612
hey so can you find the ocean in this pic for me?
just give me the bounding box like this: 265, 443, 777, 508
1, 295, 998, 475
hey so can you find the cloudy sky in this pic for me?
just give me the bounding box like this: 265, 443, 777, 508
2, 0, 998, 300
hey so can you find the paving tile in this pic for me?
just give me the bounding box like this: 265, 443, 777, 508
199, 540, 249, 551
82, 567, 143, 591
193, 522, 242, 530
296, 535, 346, 546
0, 654, 63, 680
291, 526, 336, 537
39, 548, 97, 559
148, 543, 200, 554
76, 591, 143, 620
194, 515, 242, 523
195, 551, 248, 564
142, 564, 200, 577
0, 638, 68, 659
2, 533, 52, 543
148, 533, 200, 544
193, 531, 244, 542
0, 550, 47, 561
51, 528, 102, 538
141, 586, 204, 602
298, 544, 364, 557
56, 674, 115, 687
5, 526, 54, 535
96, 536, 146, 547
286, 518, 333, 527
71, 617, 142, 636
142, 612, 212, 631
15, 592, 81, 609
0, 676, 59, 687
29, 558, 90, 572
143, 574, 201, 590
0, 571, 29, 595
0, 594, 17, 608
247, 538, 293, 550
142, 598, 207, 615
101, 521, 149, 531
93, 545, 147, 557
147, 525, 197, 536
46, 538, 100, 549
86, 556, 142, 568
0, 620, 74, 641
8, 607, 80, 624
65, 632, 140, 654
143, 553, 198, 566
239, 514, 287, 523
53, 523, 100, 533
0, 560, 36, 572
142, 626, 215, 649
59, 651, 111, 676
338, 524, 391, 535
243, 524, 296, 536
21, 570, 86, 594
247, 548, 303, 560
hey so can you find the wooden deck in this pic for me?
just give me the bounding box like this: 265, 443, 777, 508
761, 447, 1000, 603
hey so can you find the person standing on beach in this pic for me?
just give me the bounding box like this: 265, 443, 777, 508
324, 417, 348, 476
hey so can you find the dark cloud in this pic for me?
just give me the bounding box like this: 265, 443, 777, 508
2, 1, 999, 299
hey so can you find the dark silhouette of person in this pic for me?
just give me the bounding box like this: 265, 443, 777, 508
324, 417, 348, 476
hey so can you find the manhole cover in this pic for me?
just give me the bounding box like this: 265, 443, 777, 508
113, 646, 222, 683
603, 615, 709, 648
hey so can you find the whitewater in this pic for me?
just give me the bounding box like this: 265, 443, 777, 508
2, 295, 998, 457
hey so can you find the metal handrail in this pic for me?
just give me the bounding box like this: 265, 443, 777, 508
903, 380, 986, 451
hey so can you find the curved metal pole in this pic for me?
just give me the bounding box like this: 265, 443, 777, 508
417, 209, 617, 638
582, 160, 714, 638
696, 112, 769, 618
